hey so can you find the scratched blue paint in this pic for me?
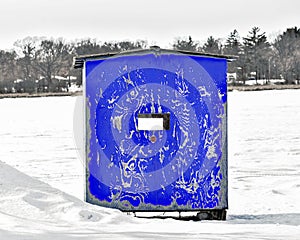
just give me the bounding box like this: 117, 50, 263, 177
85, 51, 228, 211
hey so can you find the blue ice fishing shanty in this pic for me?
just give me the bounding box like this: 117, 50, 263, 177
74, 47, 231, 220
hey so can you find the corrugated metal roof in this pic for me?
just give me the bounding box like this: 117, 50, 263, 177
73, 46, 236, 69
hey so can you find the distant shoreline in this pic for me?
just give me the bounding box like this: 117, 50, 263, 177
228, 84, 300, 91
0, 85, 300, 99
0, 91, 82, 99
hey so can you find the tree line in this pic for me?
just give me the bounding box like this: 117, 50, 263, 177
0, 26, 299, 93
173, 27, 299, 85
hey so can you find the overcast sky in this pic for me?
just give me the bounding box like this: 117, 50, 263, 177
0, 0, 299, 50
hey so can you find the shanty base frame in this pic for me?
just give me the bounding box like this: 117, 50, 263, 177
196, 209, 227, 220
129, 209, 227, 221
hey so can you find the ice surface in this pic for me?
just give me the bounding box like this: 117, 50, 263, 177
0, 97, 83, 199
0, 90, 300, 239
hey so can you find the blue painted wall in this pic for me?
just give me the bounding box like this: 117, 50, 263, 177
85, 51, 228, 211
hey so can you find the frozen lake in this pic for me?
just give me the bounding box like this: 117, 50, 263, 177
0, 89, 299, 239
0, 96, 83, 199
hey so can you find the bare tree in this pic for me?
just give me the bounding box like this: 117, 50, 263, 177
14, 37, 40, 81
34, 39, 73, 90
117, 40, 147, 51
273, 27, 300, 83
0, 50, 17, 81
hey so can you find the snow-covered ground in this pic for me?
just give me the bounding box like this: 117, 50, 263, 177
0, 90, 299, 239
244, 79, 286, 85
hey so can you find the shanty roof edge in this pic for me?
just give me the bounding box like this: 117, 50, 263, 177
73, 46, 236, 69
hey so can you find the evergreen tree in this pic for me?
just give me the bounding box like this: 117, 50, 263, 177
223, 30, 243, 82
202, 36, 222, 54
243, 27, 271, 82
73, 39, 102, 56
224, 30, 241, 56
173, 36, 198, 51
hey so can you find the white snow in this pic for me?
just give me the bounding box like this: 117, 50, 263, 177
69, 83, 82, 93
0, 90, 300, 239
243, 79, 285, 85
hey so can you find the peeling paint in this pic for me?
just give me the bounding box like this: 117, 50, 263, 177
111, 115, 123, 133
85, 51, 228, 212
